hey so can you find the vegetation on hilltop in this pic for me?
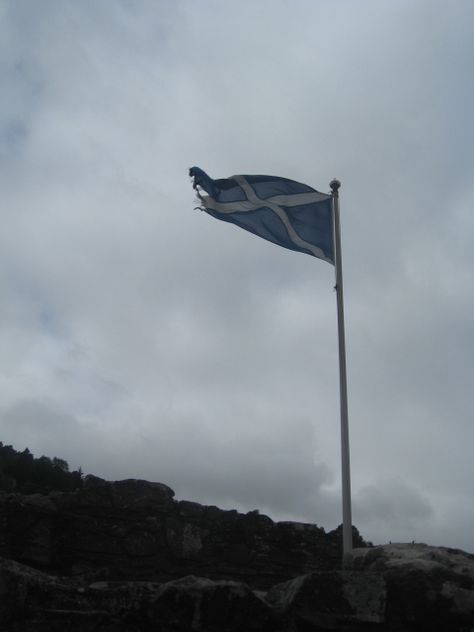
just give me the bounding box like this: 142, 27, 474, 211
0, 442, 83, 494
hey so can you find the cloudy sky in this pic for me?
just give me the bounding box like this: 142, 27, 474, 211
1, 0, 473, 552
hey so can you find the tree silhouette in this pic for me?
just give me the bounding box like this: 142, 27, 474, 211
0, 442, 83, 494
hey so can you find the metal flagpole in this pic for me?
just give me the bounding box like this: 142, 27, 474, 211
330, 178, 353, 558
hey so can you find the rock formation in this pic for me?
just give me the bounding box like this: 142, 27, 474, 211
0, 476, 365, 588
1, 477, 473, 630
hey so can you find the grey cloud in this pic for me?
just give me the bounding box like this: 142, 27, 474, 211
354, 480, 434, 544
1, 400, 95, 471
0, 0, 473, 552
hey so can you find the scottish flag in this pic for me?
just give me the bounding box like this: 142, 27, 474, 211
190, 167, 334, 264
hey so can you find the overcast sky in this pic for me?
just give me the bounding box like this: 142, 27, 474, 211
1, 0, 473, 552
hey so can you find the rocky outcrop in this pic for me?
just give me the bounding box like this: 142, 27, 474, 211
2, 546, 474, 631
266, 569, 386, 629
2, 478, 474, 630
347, 543, 474, 630
0, 557, 387, 631
0, 558, 277, 631
0, 477, 365, 589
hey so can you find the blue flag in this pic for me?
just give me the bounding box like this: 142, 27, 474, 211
190, 167, 334, 264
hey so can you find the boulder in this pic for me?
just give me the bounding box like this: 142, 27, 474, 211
111, 479, 175, 509
347, 543, 474, 630
2, 542, 474, 630
0, 557, 275, 632
265, 570, 386, 629
145, 575, 276, 631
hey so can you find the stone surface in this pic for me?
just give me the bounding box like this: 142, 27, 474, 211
0, 479, 363, 588
347, 543, 474, 630
2, 481, 474, 630
145, 575, 276, 631
4, 551, 474, 631
266, 570, 386, 629
0, 557, 276, 631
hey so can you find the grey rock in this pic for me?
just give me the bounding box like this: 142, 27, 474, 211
146, 575, 276, 631
111, 479, 175, 508
0, 557, 275, 631
0, 480, 345, 587
347, 543, 474, 630
2, 501, 474, 631
266, 570, 386, 629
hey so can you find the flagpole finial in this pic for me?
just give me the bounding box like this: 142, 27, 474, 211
330, 178, 341, 193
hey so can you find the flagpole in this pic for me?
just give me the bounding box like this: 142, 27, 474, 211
330, 178, 353, 558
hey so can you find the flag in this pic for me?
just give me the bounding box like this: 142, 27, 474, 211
190, 167, 334, 264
